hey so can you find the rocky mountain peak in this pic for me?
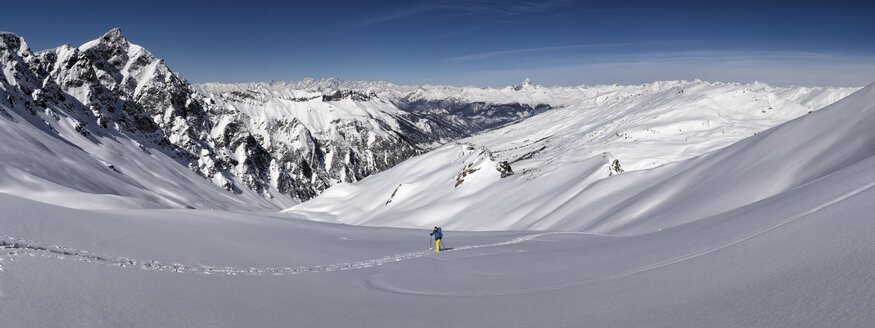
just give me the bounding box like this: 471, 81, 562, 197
513, 78, 536, 91
79, 28, 131, 64
98, 28, 128, 47
0, 32, 25, 52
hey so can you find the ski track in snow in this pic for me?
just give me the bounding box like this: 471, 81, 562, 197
0, 231, 570, 277
1, 180, 870, 281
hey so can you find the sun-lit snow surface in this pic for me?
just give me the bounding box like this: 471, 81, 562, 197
285, 81, 862, 232
2, 82, 874, 325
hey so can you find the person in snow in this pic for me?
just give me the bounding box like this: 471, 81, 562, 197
430, 227, 443, 251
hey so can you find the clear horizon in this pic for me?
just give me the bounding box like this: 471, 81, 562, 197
3, 0, 874, 88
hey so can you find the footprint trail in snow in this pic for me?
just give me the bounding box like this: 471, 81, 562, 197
0, 232, 565, 276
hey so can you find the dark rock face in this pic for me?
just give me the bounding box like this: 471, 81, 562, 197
0, 29, 556, 203
322, 90, 374, 102
609, 159, 624, 176
496, 161, 514, 178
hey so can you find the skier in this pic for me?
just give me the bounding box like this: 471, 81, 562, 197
430, 226, 443, 251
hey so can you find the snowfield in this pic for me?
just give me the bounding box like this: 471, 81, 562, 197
1, 149, 874, 326
0, 83, 871, 327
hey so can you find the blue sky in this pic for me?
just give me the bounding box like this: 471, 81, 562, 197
3, 0, 873, 87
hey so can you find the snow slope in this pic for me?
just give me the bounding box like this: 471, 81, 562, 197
1, 131, 873, 327
286, 83, 870, 233
2, 80, 873, 328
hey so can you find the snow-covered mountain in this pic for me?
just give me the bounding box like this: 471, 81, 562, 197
200, 78, 856, 207
1, 30, 289, 210
0, 28, 860, 212
0, 29, 557, 207
287, 81, 863, 231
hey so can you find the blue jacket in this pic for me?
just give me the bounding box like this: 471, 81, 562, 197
430, 228, 443, 240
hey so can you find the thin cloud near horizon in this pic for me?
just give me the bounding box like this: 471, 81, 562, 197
448, 41, 688, 61
425, 50, 875, 88
359, 0, 578, 26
